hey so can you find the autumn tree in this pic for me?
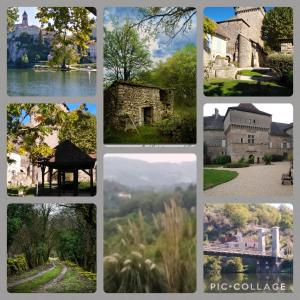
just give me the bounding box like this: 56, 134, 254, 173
104, 20, 152, 82
262, 7, 293, 51
7, 104, 66, 179
36, 7, 95, 70
7, 7, 19, 32
58, 104, 96, 153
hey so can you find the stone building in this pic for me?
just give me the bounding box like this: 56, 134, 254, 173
204, 7, 267, 69
204, 104, 293, 163
104, 81, 174, 131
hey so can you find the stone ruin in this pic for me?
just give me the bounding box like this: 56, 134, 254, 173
104, 81, 174, 131
205, 55, 238, 79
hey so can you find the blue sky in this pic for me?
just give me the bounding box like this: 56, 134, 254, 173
16, 7, 96, 27
67, 103, 96, 115
204, 7, 272, 22
17, 7, 40, 26
104, 7, 197, 64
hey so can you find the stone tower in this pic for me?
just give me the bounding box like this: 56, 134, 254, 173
271, 226, 280, 257
22, 11, 28, 27
258, 228, 265, 254
234, 7, 265, 46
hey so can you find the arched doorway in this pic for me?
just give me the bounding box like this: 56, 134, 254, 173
248, 155, 254, 164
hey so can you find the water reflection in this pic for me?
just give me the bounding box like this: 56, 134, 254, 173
8, 69, 96, 96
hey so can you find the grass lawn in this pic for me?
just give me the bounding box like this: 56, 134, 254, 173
204, 168, 238, 190
9, 264, 63, 293
105, 125, 171, 144
8, 263, 53, 283
204, 78, 292, 96
237, 70, 269, 77
46, 267, 96, 293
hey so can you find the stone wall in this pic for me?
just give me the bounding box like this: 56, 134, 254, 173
204, 130, 226, 160
104, 82, 174, 130
281, 42, 293, 55
270, 135, 292, 156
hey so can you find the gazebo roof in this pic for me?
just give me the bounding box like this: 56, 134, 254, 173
39, 140, 96, 169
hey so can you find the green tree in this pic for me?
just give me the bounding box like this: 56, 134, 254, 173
223, 257, 244, 273
36, 7, 95, 70
141, 44, 196, 107
204, 255, 221, 273
7, 7, 19, 32
58, 104, 96, 153
204, 17, 217, 38
104, 20, 152, 82
224, 204, 250, 229
262, 7, 293, 51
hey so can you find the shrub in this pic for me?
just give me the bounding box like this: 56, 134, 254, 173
7, 255, 28, 275
157, 115, 196, 144
248, 156, 254, 164
267, 53, 293, 88
224, 162, 249, 168
213, 155, 231, 165
271, 154, 284, 162
238, 156, 245, 163
263, 154, 272, 165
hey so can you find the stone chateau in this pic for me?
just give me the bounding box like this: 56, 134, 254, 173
204, 7, 293, 77
104, 81, 174, 131
204, 104, 293, 163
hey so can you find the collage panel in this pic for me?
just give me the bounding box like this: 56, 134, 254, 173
7, 103, 97, 197
7, 7, 97, 96
203, 203, 293, 293
203, 7, 293, 96
7, 203, 97, 293
103, 153, 196, 293
103, 7, 197, 144
203, 103, 293, 197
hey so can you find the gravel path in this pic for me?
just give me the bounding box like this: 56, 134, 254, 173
205, 162, 293, 196
7, 263, 55, 288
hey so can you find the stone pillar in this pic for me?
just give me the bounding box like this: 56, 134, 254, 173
258, 228, 265, 254
238, 34, 252, 67
271, 226, 280, 257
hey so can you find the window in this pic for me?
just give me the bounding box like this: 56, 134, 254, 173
241, 138, 243, 144
253, 119, 256, 124
248, 135, 255, 144
270, 142, 272, 148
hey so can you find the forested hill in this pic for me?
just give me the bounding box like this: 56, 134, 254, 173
204, 204, 293, 249
104, 157, 196, 188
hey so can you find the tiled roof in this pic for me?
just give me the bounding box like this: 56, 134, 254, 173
225, 103, 272, 118
204, 115, 224, 130
271, 122, 292, 137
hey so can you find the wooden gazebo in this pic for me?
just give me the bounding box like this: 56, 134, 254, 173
38, 140, 96, 196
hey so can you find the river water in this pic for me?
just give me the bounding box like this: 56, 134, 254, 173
8, 69, 97, 96
204, 272, 293, 293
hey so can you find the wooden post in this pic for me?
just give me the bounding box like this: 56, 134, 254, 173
90, 168, 93, 196
73, 169, 78, 196
58, 170, 62, 196
49, 168, 52, 189
41, 165, 45, 188
62, 171, 66, 193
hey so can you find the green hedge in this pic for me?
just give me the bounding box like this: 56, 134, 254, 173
267, 53, 293, 88
7, 255, 28, 275
213, 155, 231, 165
224, 162, 249, 168
271, 154, 284, 162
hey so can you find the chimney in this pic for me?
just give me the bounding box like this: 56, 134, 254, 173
215, 108, 219, 118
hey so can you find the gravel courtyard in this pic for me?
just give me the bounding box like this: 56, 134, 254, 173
204, 161, 293, 196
